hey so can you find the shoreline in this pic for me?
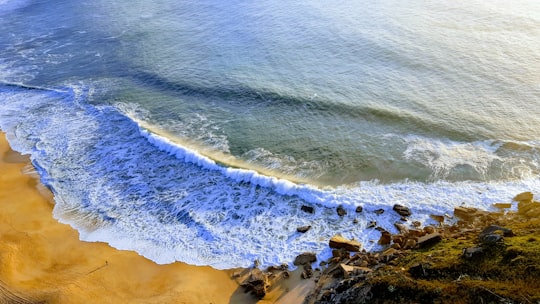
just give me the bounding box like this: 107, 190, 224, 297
0, 132, 265, 303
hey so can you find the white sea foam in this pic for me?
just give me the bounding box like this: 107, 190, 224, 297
1, 86, 539, 270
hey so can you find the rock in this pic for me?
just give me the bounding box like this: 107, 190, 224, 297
301, 267, 313, 279
367, 221, 377, 228
340, 264, 372, 279
408, 263, 431, 278
240, 268, 270, 298
454, 206, 480, 222
462, 247, 483, 259
423, 226, 436, 234
480, 233, 503, 245
403, 238, 417, 249
416, 232, 442, 248
297, 225, 312, 233
412, 221, 421, 228
430, 214, 445, 224
337, 205, 347, 217
513, 191, 533, 203
294, 252, 317, 266
378, 231, 392, 245
329, 235, 362, 252
353, 218, 359, 224
355, 206, 363, 213
480, 225, 514, 237
393, 204, 412, 217
394, 223, 409, 234
374, 209, 385, 215
493, 203, 512, 209
301, 205, 314, 213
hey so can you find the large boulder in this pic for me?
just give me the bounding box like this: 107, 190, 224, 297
329, 235, 362, 252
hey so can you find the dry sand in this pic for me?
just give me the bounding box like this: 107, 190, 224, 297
0, 132, 264, 303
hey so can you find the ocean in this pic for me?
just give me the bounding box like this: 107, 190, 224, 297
0, 0, 539, 269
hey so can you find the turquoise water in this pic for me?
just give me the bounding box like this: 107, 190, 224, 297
1, 0, 539, 268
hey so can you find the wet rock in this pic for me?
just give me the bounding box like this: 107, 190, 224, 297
301, 205, 314, 213
513, 191, 533, 203
374, 208, 385, 215
416, 232, 442, 248
355, 206, 363, 213
329, 235, 362, 252
353, 218, 359, 224
294, 252, 317, 266
240, 268, 269, 298
337, 205, 347, 217
378, 231, 392, 245
297, 225, 312, 233
393, 204, 412, 217
367, 221, 377, 228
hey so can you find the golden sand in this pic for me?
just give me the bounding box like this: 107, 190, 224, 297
0, 132, 262, 303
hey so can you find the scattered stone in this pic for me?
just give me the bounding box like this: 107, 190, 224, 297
423, 226, 436, 234
480, 233, 503, 245
412, 221, 421, 228
462, 247, 483, 259
301, 205, 314, 213
355, 206, 363, 213
513, 191, 533, 203
294, 252, 317, 266
337, 205, 347, 217
367, 221, 377, 228
297, 225, 312, 233
403, 238, 417, 249
240, 268, 270, 298
329, 235, 362, 252
393, 204, 412, 217
374, 209, 385, 215
430, 214, 445, 224
340, 264, 372, 279
454, 206, 480, 222
416, 232, 442, 248
302, 265, 314, 279
394, 223, 409, 235
493, 203, 512, 209
378, 231, 392, 245
479, 225, 514, 237
353, 218, 359, 224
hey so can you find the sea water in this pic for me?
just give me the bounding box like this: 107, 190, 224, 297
0, 0, 539, 269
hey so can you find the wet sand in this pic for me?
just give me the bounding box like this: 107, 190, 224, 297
0, 132, 258, 303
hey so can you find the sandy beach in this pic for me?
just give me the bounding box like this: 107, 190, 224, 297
0, 132, 263, 303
